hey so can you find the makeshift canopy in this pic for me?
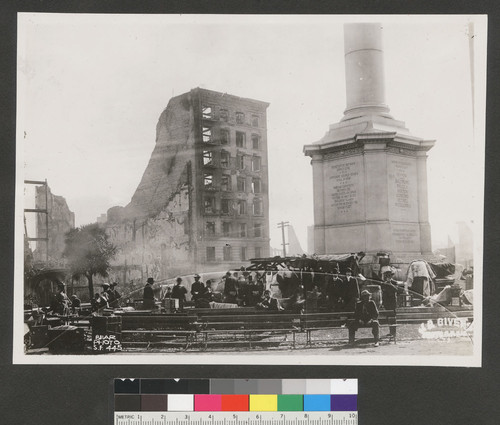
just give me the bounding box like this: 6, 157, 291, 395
247, 253, 365, 275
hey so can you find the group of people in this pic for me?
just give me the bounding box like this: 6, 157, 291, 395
91, 282, 121, 312
48, 280, 122, 316
324, 267, 361, 312
143, 275, 215, 311
137, 265, 401, 347
222, 269, 266, 306
141, 270, 270, 311
49, 282, 81, 315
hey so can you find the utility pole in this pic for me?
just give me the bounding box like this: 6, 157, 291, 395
277, 221, 289, 257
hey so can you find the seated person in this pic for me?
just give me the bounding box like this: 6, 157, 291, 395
347, 290, 380, 347
256, 290, 281, 311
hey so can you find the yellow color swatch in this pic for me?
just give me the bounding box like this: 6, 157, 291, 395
249, 394, 278, 411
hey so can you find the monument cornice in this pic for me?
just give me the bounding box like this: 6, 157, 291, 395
304, 133, 435, 158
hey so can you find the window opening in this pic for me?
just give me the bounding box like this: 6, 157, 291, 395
202, 105, 213, 119
236, 131, 246, 148
202, 127, 212, 143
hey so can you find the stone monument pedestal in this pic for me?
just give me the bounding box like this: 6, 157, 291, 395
305, 117, 434, 257
304, 23, 435, 260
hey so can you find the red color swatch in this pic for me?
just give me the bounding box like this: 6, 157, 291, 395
221, 394, 249, 411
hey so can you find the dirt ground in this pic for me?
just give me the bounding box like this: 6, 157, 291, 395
123, 323, 474, 356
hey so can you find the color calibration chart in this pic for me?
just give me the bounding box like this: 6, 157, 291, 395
114, 379, 358, 425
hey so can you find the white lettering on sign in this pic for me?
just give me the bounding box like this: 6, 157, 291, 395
418, 319, 471, 340
93, 334, 123, 352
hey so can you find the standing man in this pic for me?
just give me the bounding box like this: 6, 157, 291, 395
381, 269, 399, 340
143, 277, 155, 310
223, 271, 238, 303
343, 267, 360, 312
172, 277, 188, 311
347, 290, 380, 346
325, 267, 344, 311
190, 274, 205, 302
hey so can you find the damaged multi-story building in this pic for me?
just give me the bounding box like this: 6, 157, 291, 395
33, 185, 75, 265
104, 88, 271, 283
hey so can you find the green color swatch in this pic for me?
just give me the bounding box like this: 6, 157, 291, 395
277, 394, 303, 411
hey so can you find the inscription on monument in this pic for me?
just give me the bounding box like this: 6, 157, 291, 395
329, 162, 359, 213
392, 160, 410, 209
393, 227, 418, 244
388, 156, 418, 223
392, 224, 420, 251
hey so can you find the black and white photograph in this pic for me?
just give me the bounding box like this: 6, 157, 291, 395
15, 14, 486, 365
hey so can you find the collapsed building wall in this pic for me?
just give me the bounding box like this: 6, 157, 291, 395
104, 93, 196, 284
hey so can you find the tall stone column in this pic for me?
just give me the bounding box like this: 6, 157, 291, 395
343, 23, 392, 120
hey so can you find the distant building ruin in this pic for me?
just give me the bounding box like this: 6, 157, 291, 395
33, 185, 75, 265
103, 88, 271, 283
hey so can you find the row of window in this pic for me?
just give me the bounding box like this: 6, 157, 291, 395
203, 150, 261, 172
204, 174, 261, 193
202, 105, 260, 127
205, 221, 263, 238
202, 127, 261, 150
204, 198, 263, 216
206, 246, 262, 262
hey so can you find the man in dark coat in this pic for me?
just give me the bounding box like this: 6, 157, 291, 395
171, 277, 188, 310
342, 267, 360, 312
381, 269, 399, 340
325, 267, 344, 311
223, 271, 238, 303
257, 290, 281, 311
347, 290, 380, 346
143, 277, 155, 310
190, 274, 205, 302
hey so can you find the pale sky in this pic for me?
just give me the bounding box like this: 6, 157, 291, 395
18, 14, 486, 252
